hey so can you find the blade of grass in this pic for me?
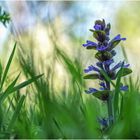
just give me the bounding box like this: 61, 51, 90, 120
0, 43, 17, 90
121, 45, 128, 62
113, 64, 124, 121
11, 74, 43, 93
0, 74, 43, 105
0, 61, 2, 83
4, 73, 21, 95
56, 48, 80, 82
7, 95, 25, 131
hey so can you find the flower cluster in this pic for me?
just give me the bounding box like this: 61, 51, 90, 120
83, 19, 132, 101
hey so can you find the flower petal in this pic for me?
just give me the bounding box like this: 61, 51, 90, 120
82, 40, 97, 48
124, 64, 130, 68
112, 34, 126, 41
103, 59, 114, 66
96, 62, 103, 69
84, 65, 100, 73
85, 88, 98, 94
120, 85, 128, 91
96, 45, 108, 51
94, 24, 102, 30
111, 61, 130, 71
111, 61, 122, 71
99, 82, 106, 88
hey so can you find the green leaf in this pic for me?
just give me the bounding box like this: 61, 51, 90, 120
103, 51, 113, 60
7, 95, 25, 131
105, 23, 111, 33
91, 90, 109, 100
116, 68, 132, 78
95, 52, 103, 61
93, 30, 106, 42
0, 43, 17, 90
89, 29, 94, 32
86, 46, 97, 50
114, 64, 125, 121
95, 51, 113, 61
83, 74, 100, 80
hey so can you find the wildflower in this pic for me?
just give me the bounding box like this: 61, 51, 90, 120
83, 19, 132, 98
83, 19, 132, 127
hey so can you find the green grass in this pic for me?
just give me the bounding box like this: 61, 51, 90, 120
0, 41, 139, 139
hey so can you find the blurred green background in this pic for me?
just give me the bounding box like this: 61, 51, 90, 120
0, 1, 139, 84
0, 0, 140, 139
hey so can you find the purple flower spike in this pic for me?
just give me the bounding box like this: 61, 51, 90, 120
83, 19, 132, 128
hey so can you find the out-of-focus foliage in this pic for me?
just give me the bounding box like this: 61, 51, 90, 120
0, 6, 10, 26
116, 1, 140, 77
109, 77, 140, 138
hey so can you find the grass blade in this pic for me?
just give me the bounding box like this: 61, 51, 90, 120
4, 73, 21, 95
121, 45, 128, 62
0, 61, 3, 83
0, 43, 17, 89
0, 74, 43, 104
113, 65, 124, 120
7, 95, 25, 131
11, 74, 43, 93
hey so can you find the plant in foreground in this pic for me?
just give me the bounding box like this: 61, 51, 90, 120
0, 43, 43, 137
82, 19, 132, 130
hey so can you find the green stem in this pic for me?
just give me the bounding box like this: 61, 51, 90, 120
107, 94, 113, 125
106, 81, 114, 126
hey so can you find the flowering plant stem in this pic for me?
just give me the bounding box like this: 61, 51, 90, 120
107, 91, 113, 125
83, 19, 132, 129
